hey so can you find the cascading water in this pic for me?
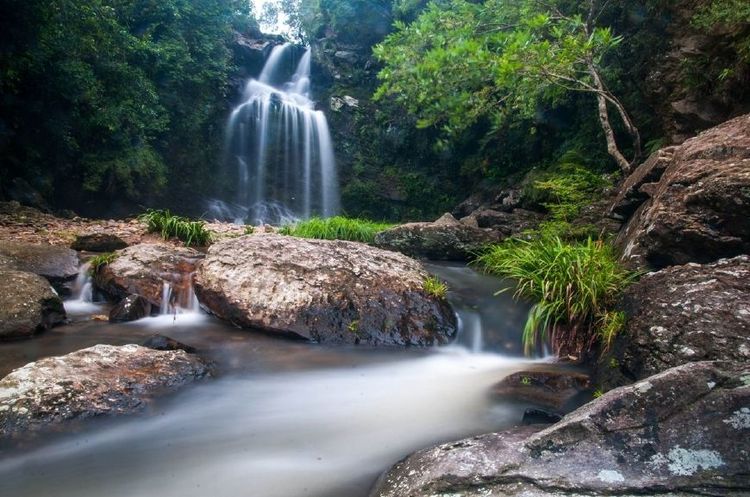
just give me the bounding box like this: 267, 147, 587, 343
220, 43, 339, 225
63, 263, 102, 314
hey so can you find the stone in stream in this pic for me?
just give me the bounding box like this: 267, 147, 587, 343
371, 361, 750, 497
0, 344, 209, 439
0, 241, 79, 293
94, 243, 203, 310
71, 232, 128, 252
615, 113, 750, 269
597, 255, 750, 389
374, 213, 501, 261
194, 234, 456, 345
108, 294, 152, 322
141, 334, 197, 354
490, 367, 592, 411
0, 270, 66, 341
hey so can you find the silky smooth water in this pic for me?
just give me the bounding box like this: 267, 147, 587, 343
0, 264, 541, 497
218, 43, 339, 225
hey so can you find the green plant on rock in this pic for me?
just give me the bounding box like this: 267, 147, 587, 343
139, 209, 212, 246
88, 252, 118, 274
423, 276, 448, 299
477, 236, 636, 357
279, 216, 394, 243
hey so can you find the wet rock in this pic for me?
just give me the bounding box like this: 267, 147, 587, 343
0, 344, 209, 439
3, 177, 50, 212
460, 208, 543, 235
108, 294, 152, 322
194, 234, 456, 346
491, 367, 591, 411
617, 114, 750, 268
610, 146, 677, 219
71, 233, 128, 252
94, 244, 203, 310
0, 241, 79, 292
608, 256, 750, 385
522, 408, 563, 425
374, 213, 501, 261
0, 270, 66, 341
372, 361, 750, 497
141, 334, 197, 354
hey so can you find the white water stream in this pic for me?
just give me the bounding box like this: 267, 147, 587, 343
218, 43, 339, 224
1, 264, 541, 497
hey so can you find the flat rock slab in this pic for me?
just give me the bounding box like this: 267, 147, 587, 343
0, 270, 66, 341
373, 361, 750, 497
71, 233, 128, 252
0, 241, 79, 288
0, 344, 209, 439
94, 243, 203, 310
194, 234, 456, 345
491, 367, 591, 411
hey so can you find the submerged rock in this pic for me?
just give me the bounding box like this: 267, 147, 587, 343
108, 294, 152, 322
0, 241, 79, 292
491, 367, 591, 411
374, 213, 500, 261
0, 344, 209, 439
141, 334, 197, 354
71, 233, 128, 252
603, 256, 750, 387
194, 234, 456, 345
0, 270, 66, 341
616, 113, 750, 268
372, 361, 750, 497
94, 243, 203, 310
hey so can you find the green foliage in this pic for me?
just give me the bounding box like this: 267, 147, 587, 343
0, 0, 254, 212
522, 157, 611, 238
374, 0, 626, 148
88, 252, 119, 274
477, 236, 636, 357
279, 216, 395, 243
244, 225, 255, 235
423, 275, 448, 299
139, 209, 212, 246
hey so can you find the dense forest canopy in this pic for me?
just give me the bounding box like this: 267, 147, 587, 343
0, 0, 748, 219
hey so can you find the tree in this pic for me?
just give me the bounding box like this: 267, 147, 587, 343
374, 0, 642, 172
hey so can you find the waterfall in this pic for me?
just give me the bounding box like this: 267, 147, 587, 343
222, 43, 339, 225
64, 263, 102, 314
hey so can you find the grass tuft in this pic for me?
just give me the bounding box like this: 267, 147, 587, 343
279, 216, 394, 243
423, 275, 448, 299
88, 252, 118, 274
477, 236, 636, 357
139, 209, 212, 246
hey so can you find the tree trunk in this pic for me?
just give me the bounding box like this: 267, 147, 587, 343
588, 64, 632, 173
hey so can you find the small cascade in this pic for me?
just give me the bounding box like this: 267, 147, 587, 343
456, 312, 484, 354
148, 277, 204, 326
221, 43, 339, 225
64, 263, 101, 314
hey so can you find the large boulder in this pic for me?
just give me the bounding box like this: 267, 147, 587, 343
94, 244, 203, 311
374, 213, 501, 261
0, 270, 66, 340
616, 114, 750, 269
372, 361, 750, 497
0, 344, 209, 439
71, 232, 128, 252
0, 241, 79, 292
602, 256, 750, 387
194, 234, 456, 345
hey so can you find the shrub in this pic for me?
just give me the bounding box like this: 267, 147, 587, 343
279, 216, 394, 243
139, 209, 212, 246
423, 275, 448, 299
477, 236, 636, 357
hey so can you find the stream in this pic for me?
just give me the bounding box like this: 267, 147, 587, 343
0, 263, 542, 497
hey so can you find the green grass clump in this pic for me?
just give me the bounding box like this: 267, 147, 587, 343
139, 209, 212, 246
279, 216, 394, 243
88, 252, 118, 274
423, 275, 448, 299
477, 236, 636, 357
